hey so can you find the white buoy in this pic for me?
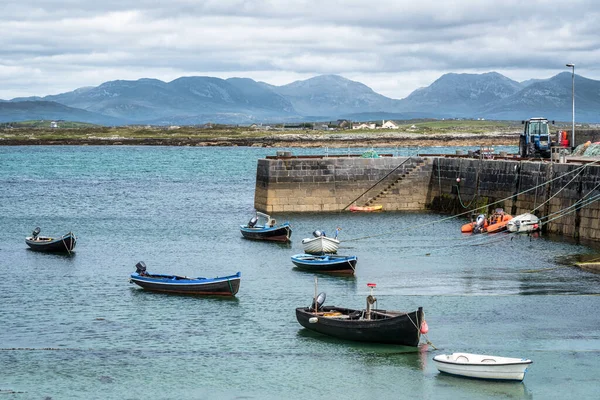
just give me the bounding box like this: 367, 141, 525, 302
309, 317, 318, 324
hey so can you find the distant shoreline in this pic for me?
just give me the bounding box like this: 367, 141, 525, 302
0, 132, 519, 148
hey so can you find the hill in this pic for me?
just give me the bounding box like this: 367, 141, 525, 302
1, 71, 597, 125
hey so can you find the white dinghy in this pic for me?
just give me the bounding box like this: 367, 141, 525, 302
507, 213, 540, 233
433, 353, 533, 381
302, 228, 341, 254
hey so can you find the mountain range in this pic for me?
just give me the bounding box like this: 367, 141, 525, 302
1, 71, 598, 125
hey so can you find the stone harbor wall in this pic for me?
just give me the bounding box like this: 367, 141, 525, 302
254, 155, 430, 212
428, 157, 600, 240
254, 153, 600, 241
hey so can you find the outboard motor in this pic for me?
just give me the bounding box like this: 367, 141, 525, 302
135, 261, 147, 275
473, 214, 486, 234
32, 227, 41, 239
312, 230, 323, 238
309, 292, 326, 311
248, 216, 258, 228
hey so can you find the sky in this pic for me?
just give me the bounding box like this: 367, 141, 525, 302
1, 0, 599, 100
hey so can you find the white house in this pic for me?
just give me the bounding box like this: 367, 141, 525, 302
50, 121, 58, 128
381, 120, 399, 129
352, 123, 377, 130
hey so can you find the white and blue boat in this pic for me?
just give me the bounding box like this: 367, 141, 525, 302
130, 262, 241, 296
291, 254, 357, 274
240, 212, 292, 242
301, 228, 341, 254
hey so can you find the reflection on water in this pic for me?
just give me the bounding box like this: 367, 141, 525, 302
433, 372, 532, 399
128, 286, 242, 302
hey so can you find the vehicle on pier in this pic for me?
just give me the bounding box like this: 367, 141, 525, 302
519, 117, 570, 158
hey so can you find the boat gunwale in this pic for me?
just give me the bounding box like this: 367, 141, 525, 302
130, 272, 241, 285
433, 355, 533, 367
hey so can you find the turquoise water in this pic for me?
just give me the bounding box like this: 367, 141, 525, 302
1, 145, 599, 399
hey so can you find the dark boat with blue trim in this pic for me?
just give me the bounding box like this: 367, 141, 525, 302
25, 227, 76, 253
130, 262, 241, 296
291, 254, 357, 274
296, 284, 426, 346
240, 212, 292, 242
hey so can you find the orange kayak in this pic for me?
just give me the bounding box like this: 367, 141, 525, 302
349, 205, 383, 212
486, 215, 513, 233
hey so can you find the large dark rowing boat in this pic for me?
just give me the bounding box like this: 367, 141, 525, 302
296, 283, 426, 346
25, 227, 76, 253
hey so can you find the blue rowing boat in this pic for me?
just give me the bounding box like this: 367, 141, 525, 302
130, 262, 241, 296
291, 254, 357, 274
240, 212, 292, 242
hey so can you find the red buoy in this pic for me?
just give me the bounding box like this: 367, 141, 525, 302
420, 320, 429, 334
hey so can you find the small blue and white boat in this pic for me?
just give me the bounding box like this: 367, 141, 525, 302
130, 262, 241, 296
291, 254, 357, 274
240, 212, 292, 242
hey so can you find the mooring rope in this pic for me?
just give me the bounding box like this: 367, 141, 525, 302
530, 163, 587, 213
61, 232, 72, 255
344, 158, 600, 243
539, 180, 600, 223
405, 312, 437, 350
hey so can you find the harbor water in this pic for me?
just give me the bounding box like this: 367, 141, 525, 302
1, 145, 599, 399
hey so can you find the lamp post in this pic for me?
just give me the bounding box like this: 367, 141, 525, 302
566, 63, 575, 148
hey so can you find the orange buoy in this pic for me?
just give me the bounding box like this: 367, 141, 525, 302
420, 320, 429, 334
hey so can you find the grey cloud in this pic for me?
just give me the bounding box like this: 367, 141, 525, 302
1, 0, 599, 99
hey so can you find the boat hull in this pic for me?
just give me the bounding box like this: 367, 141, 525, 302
130, 272, 241, 296
507, 213, 540, 233
240, 223, 292, 242
301, 236, 340, 254
349, 205, 382, 212
25, 233, 76, 253
433, 353, 532, 381
296, 306, 423, 346
291, 254, 357, 274
486, 215, 513, 233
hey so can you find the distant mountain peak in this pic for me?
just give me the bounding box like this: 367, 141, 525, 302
3, 71, 600, 124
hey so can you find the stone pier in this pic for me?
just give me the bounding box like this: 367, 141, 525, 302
254, 153, 600, 241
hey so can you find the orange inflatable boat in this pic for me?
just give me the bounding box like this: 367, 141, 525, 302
461, 209, 512, 234
461, 218, 488, 233
486, 212, 513, 233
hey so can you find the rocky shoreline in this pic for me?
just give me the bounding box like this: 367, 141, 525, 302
0, 131, 519, 147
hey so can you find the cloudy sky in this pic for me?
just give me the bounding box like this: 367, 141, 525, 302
1, 0, 598, 100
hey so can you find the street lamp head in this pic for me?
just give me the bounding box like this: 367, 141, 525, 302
566, 63, 575, 68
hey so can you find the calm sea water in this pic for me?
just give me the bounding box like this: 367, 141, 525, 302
1, 145, 599, 400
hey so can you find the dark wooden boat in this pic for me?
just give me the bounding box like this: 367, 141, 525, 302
291, 254, 357, 274
240, 212, 292, 242
25, 227, 76, 253
129, 262, 241, 296
296, 284, 425, 346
